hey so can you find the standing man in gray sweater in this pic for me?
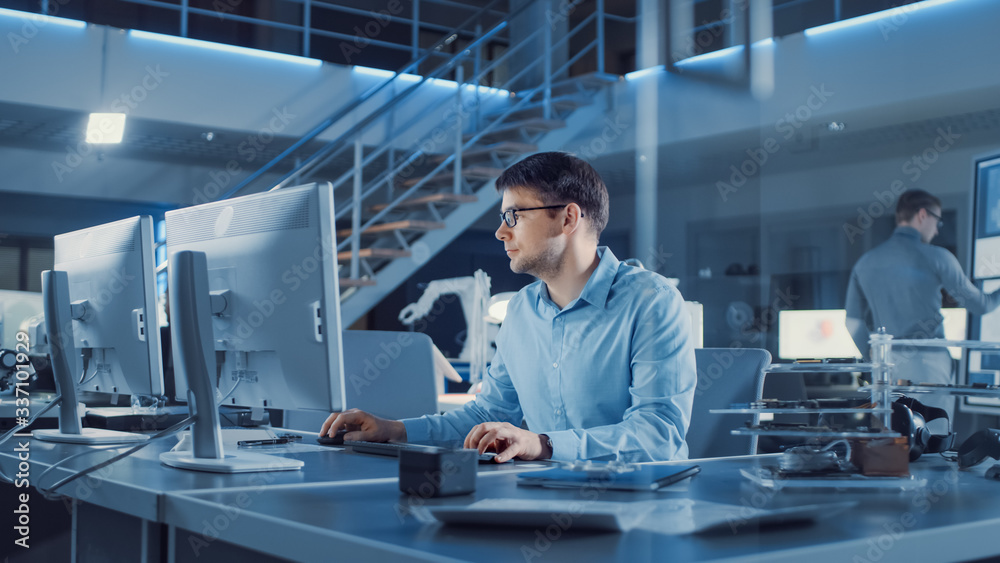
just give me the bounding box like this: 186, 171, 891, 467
846, 189, 1000, 416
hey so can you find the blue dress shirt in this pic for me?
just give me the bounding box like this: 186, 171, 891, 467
402, 247, 697, 462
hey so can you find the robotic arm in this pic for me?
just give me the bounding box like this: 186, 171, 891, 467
399, 272, 491, 383
399, 277, 480, 361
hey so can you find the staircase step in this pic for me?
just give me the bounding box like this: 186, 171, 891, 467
370, 193, 478, 213
337, 220, 445, 238
337, 248, 412, 261
429, 142, 538, 164
525, 71, 620, 99
398, 166, 504, 188
490, 94, 591, 120
340, 278, 377, 288
465, 118, 566, 142
370, 193, 479, 213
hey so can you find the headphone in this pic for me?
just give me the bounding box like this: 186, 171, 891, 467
891, 397, 955, 461
957, 428, 1000, 469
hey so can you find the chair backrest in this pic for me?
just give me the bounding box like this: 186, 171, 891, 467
686, 348, 771, 459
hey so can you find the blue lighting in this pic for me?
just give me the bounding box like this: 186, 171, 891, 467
805, 0, 960, 37
0, 7, 86, 29
129, 30, 322, 67
625, 65, 664, 81
673, 39, 773, 68
354, 66, 421, 82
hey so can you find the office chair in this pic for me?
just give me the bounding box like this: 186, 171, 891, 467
686, 347, 771, 459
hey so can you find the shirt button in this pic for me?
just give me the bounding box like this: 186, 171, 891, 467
555, 408, 563, 415
552, 362, 558, 368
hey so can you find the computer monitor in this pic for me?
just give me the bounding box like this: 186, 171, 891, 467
162, 182, 344, 472
778, 308, 967, 360
0, 290, 43, 350
35, 216, 164, 444
964, 278, 1000, 414
778, 309, 861, 360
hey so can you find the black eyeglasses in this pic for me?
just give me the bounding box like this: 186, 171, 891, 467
498, 204, 582, 228
926, 209, 944, 229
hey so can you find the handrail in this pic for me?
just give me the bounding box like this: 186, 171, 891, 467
221, 0, 524, 200
262, 20, 509, 194
333, 87, 547, 250
324, 11, 603, 218
121, 0, 508, 55
319, 9, 607, 228
258, 0, 575, 197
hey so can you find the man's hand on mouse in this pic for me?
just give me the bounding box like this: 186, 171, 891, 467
320, 409, 407, 443
463, 422, 552, 463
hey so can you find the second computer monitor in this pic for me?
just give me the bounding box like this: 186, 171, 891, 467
52, 216, 164, 398
164, 182, 347, 413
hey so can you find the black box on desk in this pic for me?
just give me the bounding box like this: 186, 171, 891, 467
399, 448, 477, 497
85, 406, 192, 432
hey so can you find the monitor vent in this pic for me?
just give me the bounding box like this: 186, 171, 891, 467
167, 189, 312, 245
54, 220, 137, 263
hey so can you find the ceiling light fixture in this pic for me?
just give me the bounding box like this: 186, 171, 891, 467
86, 113, 126, 144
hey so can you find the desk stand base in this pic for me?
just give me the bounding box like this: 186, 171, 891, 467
34, 428, 150, 444
159, 451, 303, 473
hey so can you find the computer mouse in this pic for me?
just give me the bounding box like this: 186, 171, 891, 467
317, 429, 349, 446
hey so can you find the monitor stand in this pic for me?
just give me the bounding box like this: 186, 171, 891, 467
34, 270, 148, 445
159, 251, 301, 473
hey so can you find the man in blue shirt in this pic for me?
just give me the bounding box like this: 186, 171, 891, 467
322, 152, 696, 462
846, 189, 1000, 415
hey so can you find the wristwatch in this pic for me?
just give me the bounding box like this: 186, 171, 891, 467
540, 434, 553, 458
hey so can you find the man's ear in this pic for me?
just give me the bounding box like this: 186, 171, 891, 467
562, 202, 584, 234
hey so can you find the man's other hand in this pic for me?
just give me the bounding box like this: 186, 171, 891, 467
463, 422, 552, 462
320, 409, 407, 443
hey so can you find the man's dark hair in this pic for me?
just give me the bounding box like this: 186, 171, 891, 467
495, 152, 609, 238
896, 189, 942, 224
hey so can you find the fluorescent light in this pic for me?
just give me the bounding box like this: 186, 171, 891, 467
86, 113, 126, 144
625, 65, 664, 81
674, 45, 743, 67
0, 7, 86, 29
673, 39, 773, 67
129, 30, 322, 67
462, 83, 510, 95
805, 0, 960, 37
353, 66, 394, 79
353, 66, 421, 82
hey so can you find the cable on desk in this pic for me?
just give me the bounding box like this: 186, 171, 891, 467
0, 395, 62, 483
34, 415, 194, 501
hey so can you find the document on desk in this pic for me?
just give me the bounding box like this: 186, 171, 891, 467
516, 464, 700, 491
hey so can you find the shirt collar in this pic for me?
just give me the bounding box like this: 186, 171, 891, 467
533, 247, 619, 312
577, 246, 618, 310
894, 226, 921, 240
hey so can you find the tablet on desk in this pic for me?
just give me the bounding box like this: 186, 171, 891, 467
517, 464, 700, 492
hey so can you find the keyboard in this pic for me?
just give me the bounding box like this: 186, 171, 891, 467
345, 440, 498, 463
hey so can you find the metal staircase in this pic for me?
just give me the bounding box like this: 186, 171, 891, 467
223, 0, 621, 327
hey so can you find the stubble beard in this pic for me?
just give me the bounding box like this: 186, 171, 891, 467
510, 243, 564, 279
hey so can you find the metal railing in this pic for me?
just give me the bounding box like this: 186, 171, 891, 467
226, 0, 621, 280
326, 0, 619, 280
112, 0, 508, 65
